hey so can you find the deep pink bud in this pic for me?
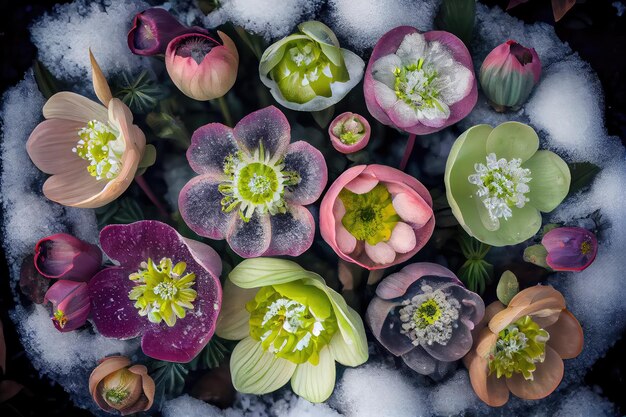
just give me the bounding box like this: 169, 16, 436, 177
329, 112, 371, 154
542, 227, 598, 272
128, 8, 208, 56
44, 280, 91, 332
34, 233, 102, 281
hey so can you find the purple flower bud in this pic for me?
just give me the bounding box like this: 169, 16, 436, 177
44, 280, 91, 332
34, 233, 102, 281
542, 227, 598, 272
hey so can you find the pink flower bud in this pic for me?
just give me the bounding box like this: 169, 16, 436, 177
34, 233, 102, 281
165, 31, 239, 101
542, 227, 598, 272
44, 280, 91, 332
329, 112, 371, 154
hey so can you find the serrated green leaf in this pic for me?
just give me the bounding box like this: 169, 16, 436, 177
95, 197, 144, 229
435, 0, 476, 46
188, 337, 232, 371
567, 162, 601, 197
496, 270, 519, 305
146, 112, 190, 148
149, 361, 189, 400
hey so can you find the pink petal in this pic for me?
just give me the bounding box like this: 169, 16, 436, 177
283, 141, 328, 205
387, 221, 417, 253
365, 241, 396, 265
336, 224, 357, 254
344, 173, 379, 194
43, 91, 108, 123
26, 119, 87, 175
187, 123, 238, 176
226, 212, 272, 258
392, 192, 433, 227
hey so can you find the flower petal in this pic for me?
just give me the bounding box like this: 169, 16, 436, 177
371, 54, 401, 88
89, 49, 113, 106
489, 292, 565, 334
283, 141, 328, 205
508, 285, 565, 308
392, 192, 433, 227
226, 212, 272, 258
344, 173, 379, 194
372, 80, 399, 110
523, 150, 571, 213
228, 257, 311, 289
423, 321, 474, 362
467, 350, 510, 406
26, 119, 87, 175
336, 224, 357, 254
42, 171, 106, 207
187, 123, 238, 176
387, 221, 417, 253
364, 241, 396, 265
264, 205, 315, 257
43, 91, 108, 123
545, 309, 583, 359
366, 297, 414, 357
216, 279, 257, 340
485, 121, 539, 163
375, 262, 460, 300
291, 346, 336, 403
230, 337, 296, 394
396, 32, 427, 66
233, 106, 290, 159
505, 346, 564, 400
389, 101, 420, 129
401, 346, 438, 375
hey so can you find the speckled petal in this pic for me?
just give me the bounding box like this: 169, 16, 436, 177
376, 262, 460, 300
422, 320, 474, 362
187, 123, 238, 176
226, 212, 272, 258
232, 106, 290, 159
283, 141, 328, 205
264, 205, 315, 257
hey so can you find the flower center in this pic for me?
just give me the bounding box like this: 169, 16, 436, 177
175, 35, 217, 64
468, 153, 532, 223
73, 120, 124, 181
333, 116, 365, 145
393, 58, 442, 111
246, 285, 338, 365
218, 143, 300, 222
53, 309, 67, 328
488, 315, 549, 380
399, 284, 460, 346
580, 240, 592, 255
104, 387, 130, 405
128, 258, 198, 327
339, 184, 401, 245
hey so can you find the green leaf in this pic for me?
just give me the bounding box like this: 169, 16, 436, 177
138, 144, 157, 169
523, 244, 551, 270
187, 337, 232, 371
567, 162, 601, 197
113, 70, 163, 114
435, 0, 476, 46
33, 60, 60, 99
95, 197, 144, 229
311, 105, 335, 128
496, 270, 519, 305
149, 360, 189, 400
458, 258, 493, 294
146, 112, 190, 148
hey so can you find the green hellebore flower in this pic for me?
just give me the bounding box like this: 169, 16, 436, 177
259, 21, 365, 111
216, 258, 368, 403
445, 122, 570, 247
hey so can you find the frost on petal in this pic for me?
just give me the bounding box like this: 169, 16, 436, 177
283, 141, 328, 205
179, 175, 233, 240
396, 32, 427, 66
187, 123, 238, 176
226, 212, 272, 258
233, 106, 290, 158
265, 205, 315, 257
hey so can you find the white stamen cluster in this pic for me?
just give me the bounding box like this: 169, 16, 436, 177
496, 324, 529, 356
153, 281, 178, 300
73, 120, 124, 180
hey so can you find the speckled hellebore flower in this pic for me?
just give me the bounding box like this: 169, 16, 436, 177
542, 227, 598, 271
445, 122, 570, 247
480, 40, 541, 112
328, 112, 371, 154
259, 21, 365, 111
34, 233, 102, 281
44, 280, 91, 332
179, 106, 327, 258
88, 221, 222, 362
89, 356, 155, 415
319, 165, 435, 270
367, 263, 484, 379
465, 285, 583, 406
364, 26, 477, 135
216, 258, 368, 403
26, 51, 148, 208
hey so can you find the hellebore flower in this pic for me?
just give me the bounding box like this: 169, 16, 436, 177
165, 31, 238, 101
542, 227, 597, 271
216, 258, 368, 403
259, 21, 365, 111
26, 51, 148, 208
367, 263, 484, 379
465, 285, 583, 406
445, 122, 570, 247
319, 164, 434, 270
89, 356, 155, 415
179, 106, 327, 258
364, 26, 477, 135
88, 221, 222, 362
479, 40, 541, 112
128, 8, 208, 56
34, 233, 102, 281
328, 112, 371, 154
44, 280, 91, 332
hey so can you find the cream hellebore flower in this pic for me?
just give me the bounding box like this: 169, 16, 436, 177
216, 258, 368, 403
26, 51, 149, 208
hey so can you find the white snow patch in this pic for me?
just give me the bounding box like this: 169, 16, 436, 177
552, 387, 616, 417
164, 154, 195, 211
428, 370, 483, 416
163, 395, 224, 417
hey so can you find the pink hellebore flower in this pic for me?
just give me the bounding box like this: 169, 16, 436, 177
44, 280, 91, 332
179, 106, 328, 258
364, 26, 477, 135
165, 31, 239, 101
320, 165, 435, 270
34, 233, 102, 281
328, 112, 371, 154
542, 227, 598, 272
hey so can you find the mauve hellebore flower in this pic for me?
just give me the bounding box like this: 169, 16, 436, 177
367, 263, 484, 378
320, 165, 434, 270
179, 106, 327, 258
88, 221, 222, 362
480, 40, 541, 112
34, 233, 102, 281
542, 227, 598, 271
44, 280, 91, 332
328, 112, 371, 154
364, 26, 477, 135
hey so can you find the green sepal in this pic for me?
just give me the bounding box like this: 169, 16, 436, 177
138, 144, 157, 169
523, 244, 551, 270
496, 270, 519, 306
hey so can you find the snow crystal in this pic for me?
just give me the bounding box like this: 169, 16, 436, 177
428, 370, 483, 416
164, 154, 195, 211
552, 387, 616, 417
163, 395, 224, 417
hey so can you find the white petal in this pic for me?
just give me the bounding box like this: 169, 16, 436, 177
390, 100, 420, 128
291, 347, 336, 403
387, 222, 417, 253
396, 33, 427, 66
437, 63, 473, 104
373, 80, 399, 110
372, 54, 401, 88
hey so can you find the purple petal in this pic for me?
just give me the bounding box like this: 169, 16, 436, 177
283, 141, 328, 205
88, 267, 144, 339
366, 297, 414, 357
449, 285, 486, 328
401, 346, 456, 378
181, 237, 223, 280
187, 123, 238, 176
232, 106, 290, 158
376, 262, 460, 300
542, 227, 598, 271
179, 174, 234, 240
264, 205, 315, 257
422, 321, 473, 362
34, 233, 102, 281
226, 212, 271, 258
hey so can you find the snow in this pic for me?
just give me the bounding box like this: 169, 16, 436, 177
164, 154, 195, 211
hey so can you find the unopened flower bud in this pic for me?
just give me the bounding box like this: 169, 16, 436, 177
34, 233, 102, 281
328, 112, 371, 154
542, 227, 598, 271
44, 280, 91, 332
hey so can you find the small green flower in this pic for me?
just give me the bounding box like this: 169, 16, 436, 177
445, 122, 571, 246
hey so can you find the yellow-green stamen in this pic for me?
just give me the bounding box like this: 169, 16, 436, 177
393, 58, 443, 111
73, 120, 124, 180
53, 310, 67, 328
332, 116, 365, 145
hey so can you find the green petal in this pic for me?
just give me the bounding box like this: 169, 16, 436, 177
523, 150, 571, 212
259, 34, 310, 76
291, 346, 336, 403
216, 279, 258, 340
229, 258, 311, 289
277, 71, 317, 104
308, 70, 333, 97
230, 337, 296, 394
489, 204, 542, 246
485, 121, 539, 163
298, 21, 341, 48
272, 281, 333, 319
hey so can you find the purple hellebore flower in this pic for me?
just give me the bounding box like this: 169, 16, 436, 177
366, 263, 484, 379
127, 8, 208, 56
542, 227, 598, 272
178, 106, 328, 258
88, 221, 222, 363
364, 26, 477, 135
34, 233, 102, 281
44, 280, 91, 332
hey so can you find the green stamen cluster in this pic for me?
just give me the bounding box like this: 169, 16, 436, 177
73, 120, 124, 180
104, 387, 130, 405
53, 310, 67, 328
128, 258, 198, 327
332, 116, 365, 145
339, 184, 400, 245
488, 315, 549, 380
393, 58, 442, 111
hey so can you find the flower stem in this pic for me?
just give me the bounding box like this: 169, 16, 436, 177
399, 133, 416, 171
217, 95, 233, 127
134, 175, 169, 220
